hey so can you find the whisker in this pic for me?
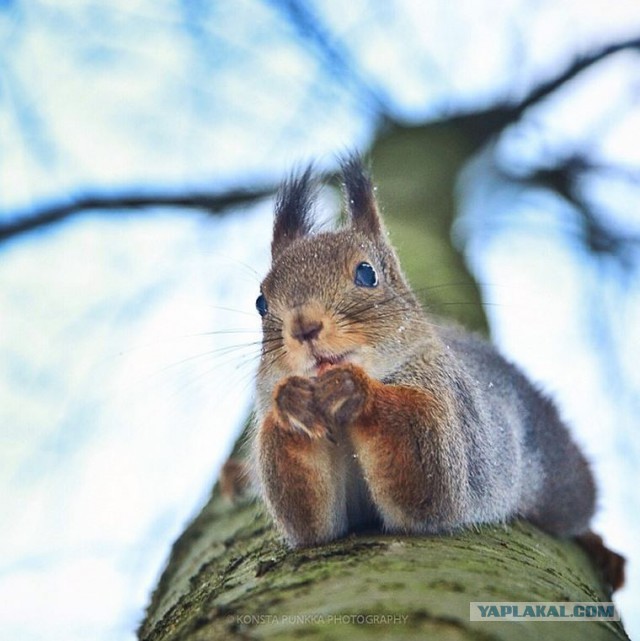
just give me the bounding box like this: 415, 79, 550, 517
260, 344, 285, 359
201, 304, 257, 318
434, 301, 502, 308
187, 329, 263, 337
164, 360, 256, 403
147, 343, 261, 376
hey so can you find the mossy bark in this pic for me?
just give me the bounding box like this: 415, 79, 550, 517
139, 488, 627, 640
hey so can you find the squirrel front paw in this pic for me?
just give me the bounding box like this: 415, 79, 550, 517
315, 364, 371, 429
274, 376, 332, 441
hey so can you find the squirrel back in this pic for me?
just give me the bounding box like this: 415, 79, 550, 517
245, 157, 623, 591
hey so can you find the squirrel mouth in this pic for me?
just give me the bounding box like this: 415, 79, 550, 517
313, 352, 351, 375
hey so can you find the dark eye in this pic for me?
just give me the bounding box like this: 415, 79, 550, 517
354, 262, 378, 287
256, 293, 268, 317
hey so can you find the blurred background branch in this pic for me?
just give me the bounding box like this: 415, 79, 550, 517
0, 186, 275, 242
2, 22, 640, 252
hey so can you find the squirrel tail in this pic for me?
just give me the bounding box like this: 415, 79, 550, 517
574, 530, 626, 593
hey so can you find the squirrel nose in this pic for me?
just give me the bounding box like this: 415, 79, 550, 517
291, 318, 323, 343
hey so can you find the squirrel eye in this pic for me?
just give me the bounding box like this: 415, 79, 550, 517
255, 293, 268, 317
354, 262, 378, 288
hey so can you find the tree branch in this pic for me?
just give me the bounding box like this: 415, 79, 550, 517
138, 485, 628, 641
449, 36, 640, 148
266, 0, 395, 119
0, 186, 275, 244
2, 33, 639, 245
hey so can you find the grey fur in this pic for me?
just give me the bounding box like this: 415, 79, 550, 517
386, 325, 595, 536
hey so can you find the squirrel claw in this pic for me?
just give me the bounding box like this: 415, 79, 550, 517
315, 364, 369, 428
274, 375, 332, 441
285, 414, 332, 441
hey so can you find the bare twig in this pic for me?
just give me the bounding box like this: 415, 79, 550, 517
0, 186, 275, 243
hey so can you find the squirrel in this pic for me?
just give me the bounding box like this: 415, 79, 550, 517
243, 156, 625, 591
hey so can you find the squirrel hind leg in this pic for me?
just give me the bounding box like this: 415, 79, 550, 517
219, 457, 251, 503
574, 530, 626, 593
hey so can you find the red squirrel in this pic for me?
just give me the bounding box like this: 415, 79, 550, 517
244, 157, 624, 591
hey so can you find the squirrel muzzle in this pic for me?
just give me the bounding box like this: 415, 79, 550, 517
282, 302, 361, 376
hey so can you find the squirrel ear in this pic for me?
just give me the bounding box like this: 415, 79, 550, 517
341, 155, 383, 238
272, 166, 316, 259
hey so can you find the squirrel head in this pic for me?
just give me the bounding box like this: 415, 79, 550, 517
256, 157, 430, 393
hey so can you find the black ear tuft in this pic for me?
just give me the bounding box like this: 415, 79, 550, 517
341, 155, 382, 238
272, 166, 317, 259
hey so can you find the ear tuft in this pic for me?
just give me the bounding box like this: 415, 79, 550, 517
272, 166, 317, 259
341, 155, 382, 238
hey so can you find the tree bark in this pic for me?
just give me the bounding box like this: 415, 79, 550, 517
139, 486, 628, 640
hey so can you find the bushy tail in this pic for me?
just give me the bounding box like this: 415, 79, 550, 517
575, 530, 626, 593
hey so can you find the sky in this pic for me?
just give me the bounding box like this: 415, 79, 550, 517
1, 1, 639, 639
0, 206, 272, 640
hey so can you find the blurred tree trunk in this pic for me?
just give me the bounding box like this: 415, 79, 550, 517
371, 122, 487, 333
138, 126, 628, 641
